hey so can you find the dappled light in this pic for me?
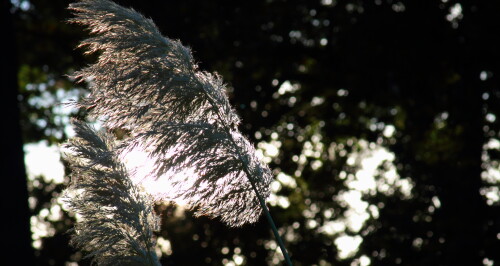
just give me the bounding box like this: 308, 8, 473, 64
11, 0, 500, 265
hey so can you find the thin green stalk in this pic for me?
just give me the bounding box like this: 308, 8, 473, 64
242, 165, 293, 266
201, 89, 293, 265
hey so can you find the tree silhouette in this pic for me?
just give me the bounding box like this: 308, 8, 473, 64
12, 0, 500, 265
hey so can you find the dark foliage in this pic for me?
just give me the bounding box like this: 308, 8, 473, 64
11, 0, 500, 265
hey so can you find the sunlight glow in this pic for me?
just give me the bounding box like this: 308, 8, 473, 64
317, 138, 414, 259
319, 220, 346, 236
383, 125, 395, 138
268, 193, 291, 209
276, 172, 297, 188
446, 3, 463, 28
269, 172, 296, 209
277, 80, 300, 95
481, 137, 500, 205
120, 144, 203, 204
334, 234, 362, 259
257, 139, 282, 163
483, 258, 494, 266
31, 214, 56, 249
155, 236, 172, 257
24, 141, 65, 183
10, 0, 31, 11
446, 3, 463, 22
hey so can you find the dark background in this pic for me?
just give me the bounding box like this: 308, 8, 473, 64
5, 0, 500, 265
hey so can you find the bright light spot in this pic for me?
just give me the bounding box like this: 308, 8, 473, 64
278, 197, 290, 208
339, 171, 347, 179
320, 38, 328, 46
276, 172, 297, 188
24, 141, 65, 183
345, 140, 412, 197
446, 3, 463, 28
436, 111, 449, 121
483, 258, 494, 266
483, 92, 490, 100
321, 0, 333, 6
278, 80, 300, 95
311, 160, 323, 170
324, 139, 414, 255
156, 237, 172, 257
351, 169, 377, 192
48, 204, 62, 222
352, 255, 372, 266
338, 190, 369, 232
268, 193, 291, 209
120, 144, 158, 182
368, 204, 379, 219
263, 142, 280, 157
257, 139, 282, 163
412, 237, 423, 248
31, 215, 56, 250
345, 209, 370, 232
396, 178, 413, 198
307, 219, 318, 229
289, 30, 302, 39
483, 167, 500, 183
347, 156, 356, 166
392, 2, 405, 12
383, 125, 396, 138
311, 96, 325, 106
480, 71, 489, 81
27, 84, 82, 139
28, 196, 37, 210
481, 187, 500, 205
302, 203, 320, 219
337, 89, 348, 97
486, 113, 496, 123
13, 0, 31, 10
271, 181, 282, 192
319, 221, 346, 236
447, 3, 463, 21
481, 136, 500, 186
359, 255, 371, 266
233, 254, 245, 265
486, 139, 500, 149
335, 235, 363, 259
432, 196, 441, 208
120, 144, 205, 208
267, 240, 277, 249
32, 239, 42, 250
311, 133, 322, 143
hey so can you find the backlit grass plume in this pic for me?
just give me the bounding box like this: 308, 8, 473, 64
62, 121, 160, 265
64, 0, 291, 264
67, 0, 272, 227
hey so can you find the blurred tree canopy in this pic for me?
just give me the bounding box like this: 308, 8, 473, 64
10, 0, 500, 265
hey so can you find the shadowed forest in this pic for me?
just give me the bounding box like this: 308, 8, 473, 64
4, 0, 500, 265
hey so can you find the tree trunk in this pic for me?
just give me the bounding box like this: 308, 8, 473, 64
1, 0, 36, 264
